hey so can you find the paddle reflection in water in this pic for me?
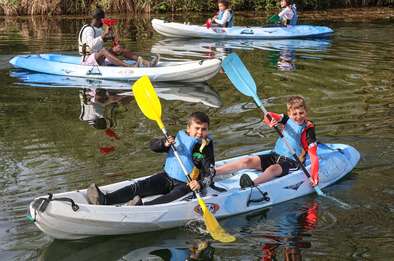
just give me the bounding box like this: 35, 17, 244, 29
40, 199, 320, 260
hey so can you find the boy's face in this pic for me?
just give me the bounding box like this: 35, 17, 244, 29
288, 107, 307, 125
218, 3, 225, 11
280, 0, 288, 8
187, 121, 209, 139
92, 18, 103, 28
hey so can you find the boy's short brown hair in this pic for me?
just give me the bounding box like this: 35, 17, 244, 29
287, 95, 307, 112
188, 111, 210, 126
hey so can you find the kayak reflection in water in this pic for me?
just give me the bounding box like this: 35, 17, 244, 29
78, 6, 159, 67
261, 201, 318, 261
86, 112, 217, 206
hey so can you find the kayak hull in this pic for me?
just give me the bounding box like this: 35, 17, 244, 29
9, 54, 221, 82
152, 19, 334, 39
29, 143, 359, 239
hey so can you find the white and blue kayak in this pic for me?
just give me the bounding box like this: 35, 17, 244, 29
28, 143, 359, 240
152, 19, 334, 39
9, 53, 222, 82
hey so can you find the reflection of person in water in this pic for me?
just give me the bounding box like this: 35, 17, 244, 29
79, 88, 131, 154
268, 48, 296, 72
79, 88, 131, 129
277, 48, 296, 71
145, 240, 215, 261
261, 201, 319, 261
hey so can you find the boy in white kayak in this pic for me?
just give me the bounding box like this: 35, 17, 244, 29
87, 112, 216, 205
78, 6, 158, 67
215, 96, 319, 187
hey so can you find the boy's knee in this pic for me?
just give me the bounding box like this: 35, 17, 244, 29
240, 157, 257, 168
272, 164, 283, 176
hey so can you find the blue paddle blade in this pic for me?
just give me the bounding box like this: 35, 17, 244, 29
221, 53, 262, 107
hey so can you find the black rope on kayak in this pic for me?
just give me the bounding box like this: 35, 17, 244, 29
240, 174, 270, 207
210, 183, 227, 193
87, 65, 102, 76
31, 193, 80, 216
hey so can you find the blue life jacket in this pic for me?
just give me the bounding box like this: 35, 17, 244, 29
164, 130, 199, 183
217, 9, 234, 28
289, 4, 298, 25
273, 118, 305, 158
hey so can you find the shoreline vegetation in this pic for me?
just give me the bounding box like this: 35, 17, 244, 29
0, 0, 393, 16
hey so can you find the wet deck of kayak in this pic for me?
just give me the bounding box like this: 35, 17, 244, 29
0, 9, 393, 260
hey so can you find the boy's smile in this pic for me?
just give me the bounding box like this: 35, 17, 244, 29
289, 108, 307, 125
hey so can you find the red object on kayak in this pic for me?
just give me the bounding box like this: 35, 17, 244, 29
204, 19, 211, 29
102, 18, 118, 26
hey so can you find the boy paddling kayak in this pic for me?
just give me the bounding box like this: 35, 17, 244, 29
87, 112, 217, 206
216, 96, 319, 187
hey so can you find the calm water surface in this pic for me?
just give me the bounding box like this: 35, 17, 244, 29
0, 12, 393, 260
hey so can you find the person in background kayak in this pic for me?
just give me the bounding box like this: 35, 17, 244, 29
206, 0, 234, 28
215, 96, 319, 187
78, 6, 158, 67
278, 0, 298, 26
87, 111, 216, 206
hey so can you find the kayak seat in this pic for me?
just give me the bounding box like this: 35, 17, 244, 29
241, 29, 254, 35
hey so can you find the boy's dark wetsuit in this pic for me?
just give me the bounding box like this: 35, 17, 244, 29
102, 133, 215, 205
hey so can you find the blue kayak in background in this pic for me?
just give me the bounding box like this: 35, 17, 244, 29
9, 53, 222, 82
152, 19, 334, 39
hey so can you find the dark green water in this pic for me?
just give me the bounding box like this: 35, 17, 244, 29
0, 13, 393, 260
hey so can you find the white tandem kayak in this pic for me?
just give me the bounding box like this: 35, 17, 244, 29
152, 19, 334, 39
28, 143, 359, 240
9, 54, 222, 82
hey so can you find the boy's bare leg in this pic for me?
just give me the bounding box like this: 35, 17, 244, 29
253, 164, 282, 185
215, 156, 262, 175
111, 46, 152, 67
95, 48, 130, 67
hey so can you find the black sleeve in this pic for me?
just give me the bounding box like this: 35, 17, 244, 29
193, 141, 215, 189
305, 127, 317, 145
149, 137, 170, 153
280, 114, 289, 124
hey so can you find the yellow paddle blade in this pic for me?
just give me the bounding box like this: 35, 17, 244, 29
132, 75, 164, 129
197, 198, 236, 243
